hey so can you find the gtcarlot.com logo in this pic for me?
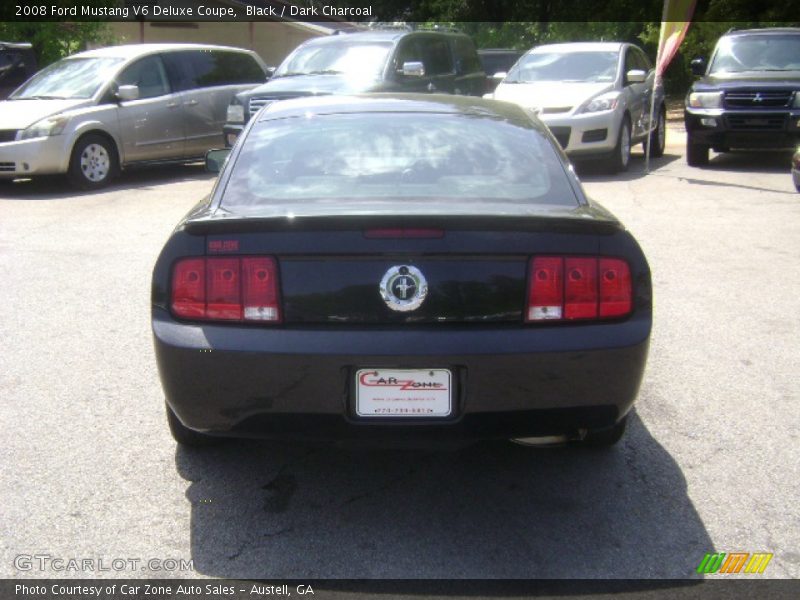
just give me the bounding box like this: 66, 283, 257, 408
696, 552, 773, 574
14, 554, 194, 573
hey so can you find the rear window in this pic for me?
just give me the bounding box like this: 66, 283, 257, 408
220, 112, 577, 212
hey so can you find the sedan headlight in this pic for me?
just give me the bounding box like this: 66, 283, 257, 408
18, 114, 70, 140
226, 103, 245, 124
578, 93, 621, 114
688, 91, 723, 109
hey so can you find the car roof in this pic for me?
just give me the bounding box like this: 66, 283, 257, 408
723, 27, 800, 37
255, 93, 542, 130
69, 43, 257, 60
529, 42, 626, 53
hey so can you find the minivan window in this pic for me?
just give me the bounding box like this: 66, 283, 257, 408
185, 49, 264, 88
10, 57, 124, 99
117, 55, 170, 98
211, 50, 265, 84
274, 41, 393, 80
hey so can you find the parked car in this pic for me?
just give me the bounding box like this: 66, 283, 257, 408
153, 94, 652, 448
684, 28, 800, 167
0, 43, 266, 189
490, 42, 666, 172
0, 41, 37, 99
792, 148, 800, 192
478, 48, 523, 93
223, 29, 485, 145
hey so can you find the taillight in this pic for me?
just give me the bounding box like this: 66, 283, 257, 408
526, 256, 632, 322
171, 256, 281, 323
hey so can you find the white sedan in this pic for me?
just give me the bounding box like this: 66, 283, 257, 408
490, 42, 666, 172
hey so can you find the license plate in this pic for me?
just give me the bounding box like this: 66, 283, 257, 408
355, 369, 452, 418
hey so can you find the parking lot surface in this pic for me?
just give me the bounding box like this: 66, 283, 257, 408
1, 130, 798, 579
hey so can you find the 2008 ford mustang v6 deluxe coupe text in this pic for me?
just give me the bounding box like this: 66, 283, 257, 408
152, 94, 651, 448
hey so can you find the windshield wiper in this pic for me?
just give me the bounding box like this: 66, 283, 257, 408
273, 70, 343, 79
9, 95, 68, 100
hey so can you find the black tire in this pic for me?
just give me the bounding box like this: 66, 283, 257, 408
607, 116, 632, 173
67, 133, 118, 190
578, 416, 628, 448
647, 105, 666, 158
686, 134, 709, 167
166, 404, 221, 447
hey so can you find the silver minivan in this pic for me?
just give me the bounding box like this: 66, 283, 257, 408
0, 43, 266, 189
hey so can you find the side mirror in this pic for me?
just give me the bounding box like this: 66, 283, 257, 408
265, 66, 276, 80
116, 84, 139, 102
492, 71, 507, 80
402, 61, 425, 78
625, 69, 647, 84
690, 57, 706, 76
205, 148, 231, 174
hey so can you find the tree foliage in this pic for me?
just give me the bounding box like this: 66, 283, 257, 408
0, 21, 113, 68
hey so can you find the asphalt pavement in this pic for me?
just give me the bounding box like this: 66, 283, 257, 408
1, 128, 798, 581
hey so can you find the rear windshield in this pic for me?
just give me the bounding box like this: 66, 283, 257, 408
220, 112, 577, 212
10, 57, 124, 99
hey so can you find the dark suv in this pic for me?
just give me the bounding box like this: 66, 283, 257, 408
0, 42, 37, 99
223, 28, 485, 145
684, 28, 800, 166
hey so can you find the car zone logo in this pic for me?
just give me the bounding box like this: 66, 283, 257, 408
696, 552, 773, 574
358, 371, 447, 391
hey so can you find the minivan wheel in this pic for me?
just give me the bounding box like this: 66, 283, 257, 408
686, 134, 709, 167
647, 106, 666, 158
608, 116, 631, 173
166, 404, 222, 447
68, 134, 118, 190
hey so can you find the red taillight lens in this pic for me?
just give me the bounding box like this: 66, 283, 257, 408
172, 258, 206, 319
564, 257, 598, 319
527, 256, 633, 323
170, 256, 281, 324
207, 258, 241, 320
599, 258, 632, 317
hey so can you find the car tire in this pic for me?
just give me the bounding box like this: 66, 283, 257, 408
166, 404, 221, 447
647, 105, 666, 158
608, 116, 632, 173
578, 415, 628, 447
686, 135, 709, 167
67, 133, 118, 190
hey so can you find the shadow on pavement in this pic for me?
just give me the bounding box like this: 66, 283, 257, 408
0, 162, 215, 200
575, 151, 681, 182
175, 411, 713, 580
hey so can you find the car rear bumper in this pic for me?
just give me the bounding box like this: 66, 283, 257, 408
685, 109, 800, 149
153, 308, 651, 442
0, 135, 71, 178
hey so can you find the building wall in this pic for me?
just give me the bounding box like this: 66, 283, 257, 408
106, 21, 324, 66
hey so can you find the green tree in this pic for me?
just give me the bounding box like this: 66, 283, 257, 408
0, 22, 113, 68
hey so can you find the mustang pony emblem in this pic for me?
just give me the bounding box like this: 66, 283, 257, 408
379, 265, 428, 312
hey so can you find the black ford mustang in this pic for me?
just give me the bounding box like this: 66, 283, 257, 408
152, 94, 651, 448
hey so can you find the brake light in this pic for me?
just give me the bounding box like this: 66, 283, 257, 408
171, 256, 281, 323
526, 256, 632, 322
363, 228, 445, 239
